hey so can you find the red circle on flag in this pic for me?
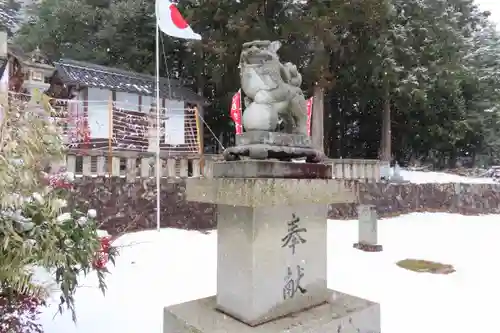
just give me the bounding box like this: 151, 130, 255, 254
169, 4, 188, 29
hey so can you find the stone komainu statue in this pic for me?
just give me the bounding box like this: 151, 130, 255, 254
222, 40, 322, 162
239, 40, 308, 135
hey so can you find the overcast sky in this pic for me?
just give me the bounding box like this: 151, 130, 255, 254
475, 0, 500, 25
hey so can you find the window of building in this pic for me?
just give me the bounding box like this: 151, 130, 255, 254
115, 91, 139, 112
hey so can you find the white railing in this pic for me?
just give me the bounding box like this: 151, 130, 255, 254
60, 150, 222, 182
329, 159, 381, 182
60, 151, 380, 182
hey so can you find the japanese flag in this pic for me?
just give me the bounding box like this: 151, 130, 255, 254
156, 0, 201, 40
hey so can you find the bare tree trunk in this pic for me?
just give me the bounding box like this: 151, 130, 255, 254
380, 86, 391, 179
339, 100, 344, 158
381, 93, 391, 161
310, 36, 326, 154
311, 85, 324, 153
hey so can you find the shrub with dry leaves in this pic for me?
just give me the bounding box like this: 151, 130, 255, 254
0, 284, 44, 333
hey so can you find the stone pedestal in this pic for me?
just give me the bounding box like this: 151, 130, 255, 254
164, 160, 381, 332
353, 205, 383, 252
216, 202, 329, 325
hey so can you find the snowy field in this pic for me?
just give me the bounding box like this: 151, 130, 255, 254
400, 169, 497, 184
39, 212, 500, 333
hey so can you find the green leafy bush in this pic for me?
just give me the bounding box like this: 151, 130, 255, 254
0, 96, 117, 326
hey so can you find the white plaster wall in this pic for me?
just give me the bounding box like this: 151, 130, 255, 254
165, 99, 185, 145
87, 87, 110, 139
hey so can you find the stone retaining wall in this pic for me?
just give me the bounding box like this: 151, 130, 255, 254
72, 178, 500, 235
330, 182, 500, 219
71, 178, 215, 235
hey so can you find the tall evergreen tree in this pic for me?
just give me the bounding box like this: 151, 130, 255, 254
0, 0, 20, 36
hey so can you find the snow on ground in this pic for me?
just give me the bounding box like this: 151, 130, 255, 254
39, 213, 500, 333
400, 169, 496, 184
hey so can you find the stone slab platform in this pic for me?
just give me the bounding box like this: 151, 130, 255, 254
236, 131, 312, 148
186, 178, 358, 207
163, 290, 381, 333
212, 161, 332, 179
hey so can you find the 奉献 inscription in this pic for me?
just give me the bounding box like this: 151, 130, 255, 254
282, 265, 307, 300
281, 213, 307, 255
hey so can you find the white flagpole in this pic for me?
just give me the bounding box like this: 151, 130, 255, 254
155, 18, 161, 232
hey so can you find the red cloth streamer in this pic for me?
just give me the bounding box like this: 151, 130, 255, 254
306, 97, 313, 136
230, 90, 243, 135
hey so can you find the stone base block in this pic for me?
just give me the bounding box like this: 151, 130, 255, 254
223, 144, 323, 163
353, 242, 383, 252
163, 290, 381, 333
235, 131, 312, 148
224, 131, 324, 163
186, 177, 357, 206
212, 160, 332, 179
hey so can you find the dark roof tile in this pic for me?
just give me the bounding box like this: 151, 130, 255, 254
54, 59, 207, 104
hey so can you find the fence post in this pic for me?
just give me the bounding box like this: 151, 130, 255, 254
126, 158, 136, 182
111, 156, 121, 176
82, 156, 92, 176
167, 158, 176, 178
203, 159, 213, 178
192, 158, 201, 177
96, 156, 106, 176
179, 158, 188, 178
67, 155, 76, 174
140, 157, 151, 178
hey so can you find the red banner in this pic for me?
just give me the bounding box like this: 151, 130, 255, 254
306, 97, 313, 136
230, 89, 243, 135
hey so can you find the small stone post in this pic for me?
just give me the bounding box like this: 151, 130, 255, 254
353, 204, 383, 252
